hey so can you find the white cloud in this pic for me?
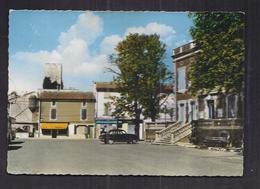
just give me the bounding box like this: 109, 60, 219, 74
10, 13, 180, 93
58, 12, 103, 48
14, 50, 61, 65
174, 39, 188, 47
99, 22, 177, 55
11, 12, 109, 78
125, 22, 177, 45
100, 35, 122, 54
9, 72, 41, 94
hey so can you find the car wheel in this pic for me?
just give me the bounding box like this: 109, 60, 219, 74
132, 139, 137, 144
108, 139, 114, 144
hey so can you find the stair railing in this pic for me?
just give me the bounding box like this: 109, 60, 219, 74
171, 122, 192, 144
155, 122, 181, 141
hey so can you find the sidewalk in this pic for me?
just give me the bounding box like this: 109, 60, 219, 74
175, 142, 197, 148
23, 135, 92, 140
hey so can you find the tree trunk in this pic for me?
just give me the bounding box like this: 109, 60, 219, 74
134, 122, 140, 139
133, 100, 141, 139
151, 115, 156, 122
134, 112, 141, 139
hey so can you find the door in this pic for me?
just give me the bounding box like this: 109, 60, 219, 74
179, 103, 185, 123
190, 101, 196, 121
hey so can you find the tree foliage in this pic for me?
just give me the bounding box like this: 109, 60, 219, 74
109, 33, 172, 137
188, 12, 245, 96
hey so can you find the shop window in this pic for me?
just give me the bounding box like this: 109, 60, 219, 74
50, 109, 57, 120
81, 109, 87, 120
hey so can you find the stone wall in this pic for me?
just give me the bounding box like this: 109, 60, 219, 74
191, 119, 243, 147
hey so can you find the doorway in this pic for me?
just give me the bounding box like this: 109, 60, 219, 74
190, 101, 196, 121
207, 100, 214, 119
179, 103, 185, 123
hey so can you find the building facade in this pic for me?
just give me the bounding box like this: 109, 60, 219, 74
94, 82, 176, 140
173, 42, 243, 146
37, 90, 96, 138
173, 42, 243, 123
93, 82, 137, 139
8, 91, 38, 138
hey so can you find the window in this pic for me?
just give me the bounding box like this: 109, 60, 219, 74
81, 109, 87, 120
104, 103, 112, 116
177, 67, 186, 91
51, 100, 56, 107
50, 109, 56, 120
104, 92, 111, 99
227, 95, 236, 118
82, 100, 86, 107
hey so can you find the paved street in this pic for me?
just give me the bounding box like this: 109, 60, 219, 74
7, 139, 243, 176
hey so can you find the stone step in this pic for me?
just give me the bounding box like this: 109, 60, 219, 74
156, 139, 171, 143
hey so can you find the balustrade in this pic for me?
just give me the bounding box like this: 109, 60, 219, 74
155, 122, 180, 141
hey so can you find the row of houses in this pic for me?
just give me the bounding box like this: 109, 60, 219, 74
8, 42, 243, 145
8, 83, 174, 140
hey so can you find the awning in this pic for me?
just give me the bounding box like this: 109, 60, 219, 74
41, 123, 68, 130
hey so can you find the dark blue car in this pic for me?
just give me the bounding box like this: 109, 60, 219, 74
99, 129, 138, 144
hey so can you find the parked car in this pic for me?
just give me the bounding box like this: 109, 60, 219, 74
202, 131, 231, 147
99, 129, 138, 144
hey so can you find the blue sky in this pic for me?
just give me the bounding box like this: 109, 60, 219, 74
9, 11, 193, 94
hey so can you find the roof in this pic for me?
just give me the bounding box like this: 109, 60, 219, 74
95, 82, 173, 93
95, 82, 118, 92
161, 84, 173, 93
38, 90, 95, 100
172, 41, 200, 60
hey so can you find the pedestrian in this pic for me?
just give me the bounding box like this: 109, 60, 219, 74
100, 128, 106, 135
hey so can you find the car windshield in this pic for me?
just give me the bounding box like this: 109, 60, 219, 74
119, 130, 126, 134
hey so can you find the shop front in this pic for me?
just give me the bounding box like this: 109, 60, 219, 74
95, 119, 120, 138
41, 123, 68, 138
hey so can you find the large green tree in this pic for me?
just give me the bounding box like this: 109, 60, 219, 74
188, 12, 245, 96
109, 33, 172, 138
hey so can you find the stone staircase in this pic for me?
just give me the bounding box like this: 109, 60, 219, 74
153, 122, 192, 145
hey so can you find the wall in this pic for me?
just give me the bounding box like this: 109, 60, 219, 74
95, 91, 120, 118
9, 94, 34, 124
40, 100, 95, 123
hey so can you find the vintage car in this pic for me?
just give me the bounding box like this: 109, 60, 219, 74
202, 131, 231, 147
99, 129, 138, 144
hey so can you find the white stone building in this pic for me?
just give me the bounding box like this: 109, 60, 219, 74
93, 82, 176, 140
8, 91, 38, 138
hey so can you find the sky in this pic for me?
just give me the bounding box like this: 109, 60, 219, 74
9, 10, 193, 94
